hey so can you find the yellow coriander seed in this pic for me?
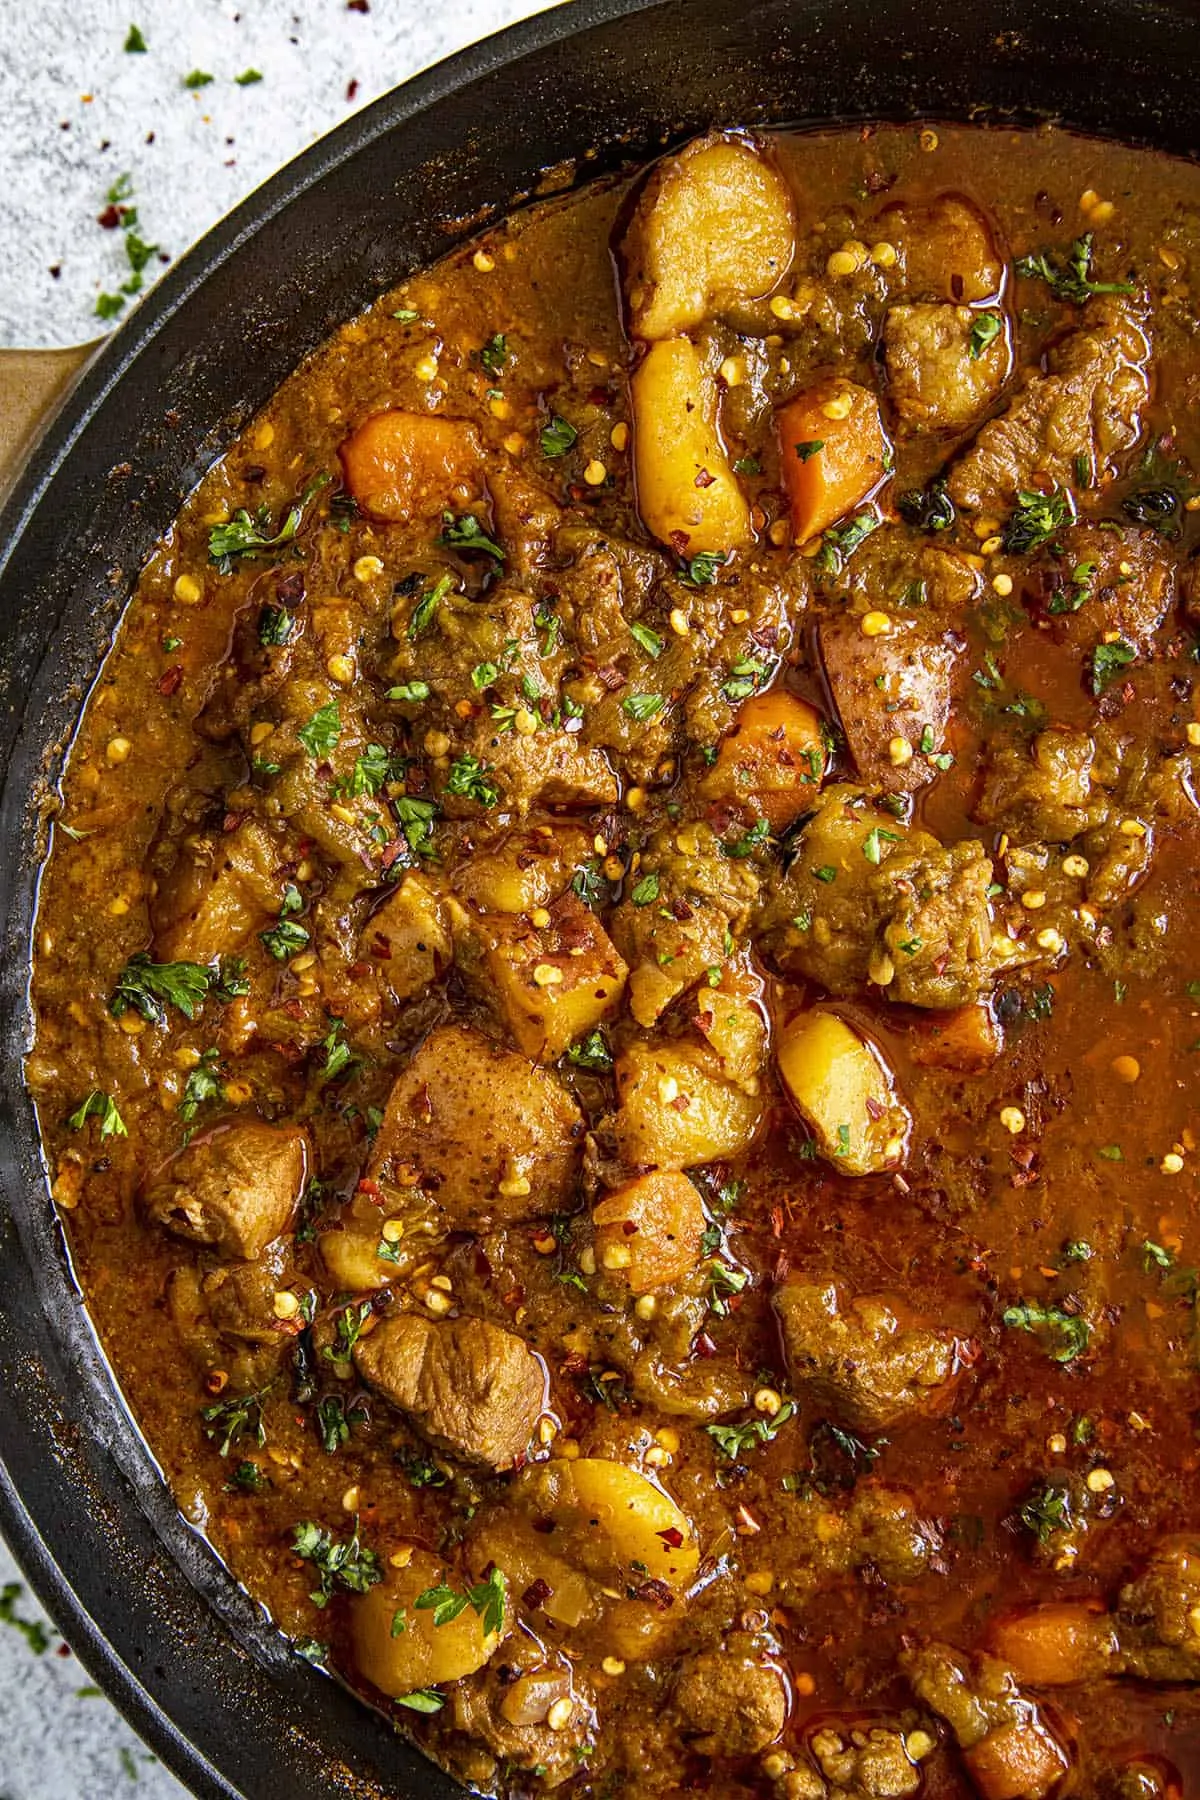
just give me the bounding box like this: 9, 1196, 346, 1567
1161, 1152, 1185, 1175
532, 963, 563, 987
1035, 927, 1064, 954
1062, 853, 1090, 878
992, 572, 1014, 597
1187, 721, 1200, 747
860, 610, 891, 638
413, 354, 438, 382
1020, 889, 1047, 911
353, 554, 384, 581
821, 391, 853, 421
826, 249, 860, 278
326, 653, 355, 685
870, 240, 897, 268
1086, 1467, 1116, 1493
106, 736, 132, 764
583, 459, 607, 486
719, 355, 748, 386
669, 607, 689, 637
999, 1106, 1026, 1135
888, 735, 913, 766
610, 421, 630, 452
272, 1290, 300, 1321
472, 248, 495, 272
173, 573, 203, 605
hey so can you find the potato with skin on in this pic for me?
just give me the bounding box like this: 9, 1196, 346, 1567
884, 302, 1011, 432
614, 1040, 762, 1169
632, 338, 752, 554
777, 381, 890, 543
623, 133, 796, 340
358, 872, 452, 1007
369, 1024, 583, 1228
776, 1010, 910, 1175
818, 612, 964, 795
456, 891, 628, 1062
700, 690, 827, 831
591, 1170, 706, 1292
352, 1548, 504, 1701
339, 409, 484, 523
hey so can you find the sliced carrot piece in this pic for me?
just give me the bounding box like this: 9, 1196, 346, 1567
700, 689, 826, 830
777, 380, 889, 542
339, 409, 484, 522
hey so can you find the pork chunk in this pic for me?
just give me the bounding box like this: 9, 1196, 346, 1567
1115, 1536, 1200, 1681
837, 524, 983, 616
145, 1120, 309, 1260
818, 613, 964, 794
151, 818, 281, 963
949, 298, 1150, 513
452, 1644, 594, 1788
671, 1635, 788, 1755
884, 303, 1009, 432
1020, 522, 1175, 654
775, 1280, 962, 1431
368, 1025, 583, 1227
354, 1311, 547, 1472
975, 726, 1115, 844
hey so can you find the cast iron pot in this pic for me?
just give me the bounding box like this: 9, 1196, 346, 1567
1, 0, 1198, 1792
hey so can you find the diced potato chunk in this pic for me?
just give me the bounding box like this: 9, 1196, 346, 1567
470, 1515, 597, 1629
700, 690, 827, 830
818, 613, 963, 795
624, 134, 795, 339
452, 826, 592, 915
351, 1549, 502, 1700
358, 873, 451, 1006
878, 194, 1004, 303
615, 1041, 762, 1169
592, 1171, 706, 1292
632, 338, 751, 554
987, 1604, 1121, 1687
518, 1458, 698, 1591
152, 819, 281, 964
339, 409, 484, 523
777, 381, 890, 543
691, 969, 768, 1092
776, 1010, 910, 1175
457, 892, 627, 1062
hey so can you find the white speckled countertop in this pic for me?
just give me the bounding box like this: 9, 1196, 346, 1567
0, 1, 549, 1792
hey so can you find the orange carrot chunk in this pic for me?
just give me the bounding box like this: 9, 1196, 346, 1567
777, 381, 890, 542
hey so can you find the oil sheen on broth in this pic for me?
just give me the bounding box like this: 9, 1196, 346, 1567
27, 122, 1200, 1800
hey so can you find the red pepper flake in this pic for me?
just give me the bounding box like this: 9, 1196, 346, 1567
668, 530, 690, 556
221, 811, 247, 833
864, 1094, 885, 1122
693, 1331, 718, 1358
347, 0, 370, 10
560, 1351, 589, 1376
356, 1178, 383, 1201
531, 1516, 557, 1536
621, 1219, 639, 1237
96, 204, 122, 230
157, 665, 184, 696
694, 469, 715, 489
735, 1505, 761, 1536
656, 1526, 684, 1548
633, 1578, 675, 1610
346, 78, 360, 101
522, 1578, 552, 1610
770, 1205, 784, 1238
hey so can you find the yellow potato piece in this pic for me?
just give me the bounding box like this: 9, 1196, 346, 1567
351, 1550, 502, 1699
524, 1458, 698, 1592
776, 1010, 911, 1176
318, 1226, 396, 1292
625, 134, 795, 339
632, 338, 751, 554
615, 1041, 762, 1169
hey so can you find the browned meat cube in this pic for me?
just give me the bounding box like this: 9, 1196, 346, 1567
145, 1120, 309, 1260
671, 1634, 788, 1755
949, 298, 1149, 514
818, 613, 964, 794
1115, 1536, 1200, 1681
1018, 522, 1175, 654
837, 525, 984, 615
368, 1024, 583, 1227
452, 1645, 593, 1789
878, 194, 1006, 302
151, 818, 282, 963
975, 726, 1115, 844
884, 302, 1010, 432
353, 1311, 547, 1471
775, 1280, 963, 1431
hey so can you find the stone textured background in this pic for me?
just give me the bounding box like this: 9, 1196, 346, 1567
0, 1, 547, 1792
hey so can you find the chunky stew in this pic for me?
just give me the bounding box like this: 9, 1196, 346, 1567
28, 122, 1200, 1798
